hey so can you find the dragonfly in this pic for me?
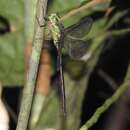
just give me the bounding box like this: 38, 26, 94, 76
47, 14, 93, 117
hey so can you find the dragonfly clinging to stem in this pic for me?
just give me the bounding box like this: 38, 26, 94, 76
47, 13, 93, 117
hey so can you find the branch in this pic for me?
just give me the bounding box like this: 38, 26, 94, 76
98, 69, 117, 90
108, 28, 130, 36
16, 0, 48, 130
79, 63, 130, 130
61, 0, 111, 21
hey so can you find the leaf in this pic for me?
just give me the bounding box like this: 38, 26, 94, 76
91, 0, 111, 11
47, 0, 85, 15
0, 0, 24, 86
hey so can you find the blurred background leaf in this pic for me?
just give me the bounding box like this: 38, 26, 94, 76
0, 0, 130, 130
0, 0, 24, 86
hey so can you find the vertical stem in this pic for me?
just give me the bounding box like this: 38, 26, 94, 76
16, 0, 48, 130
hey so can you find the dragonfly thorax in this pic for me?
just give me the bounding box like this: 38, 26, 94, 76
48, 13, 61, 48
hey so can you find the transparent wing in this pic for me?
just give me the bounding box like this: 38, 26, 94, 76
65, 17, 93, 39
64, 37, 89, 60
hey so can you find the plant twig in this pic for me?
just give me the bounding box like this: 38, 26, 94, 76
98, 69, 117, 90
61, 0, 111, 21
79, 63, 130, 130
2, 98, 17, 123
108, 28, 130, 36
92, 28, 130, 40
16, 0, 48, 130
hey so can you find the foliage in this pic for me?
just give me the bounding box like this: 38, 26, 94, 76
0, 0, 24, 86
0, 0, 130, 130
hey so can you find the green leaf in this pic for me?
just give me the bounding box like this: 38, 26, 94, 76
0, 0, 24, 86
91, 1, 111, 11
47, 0, 85, 14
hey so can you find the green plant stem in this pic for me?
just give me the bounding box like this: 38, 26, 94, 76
16, 0, 48, 130
79, 63, 130, 130
108, 28, 130, 36
61, 0, 111, 21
